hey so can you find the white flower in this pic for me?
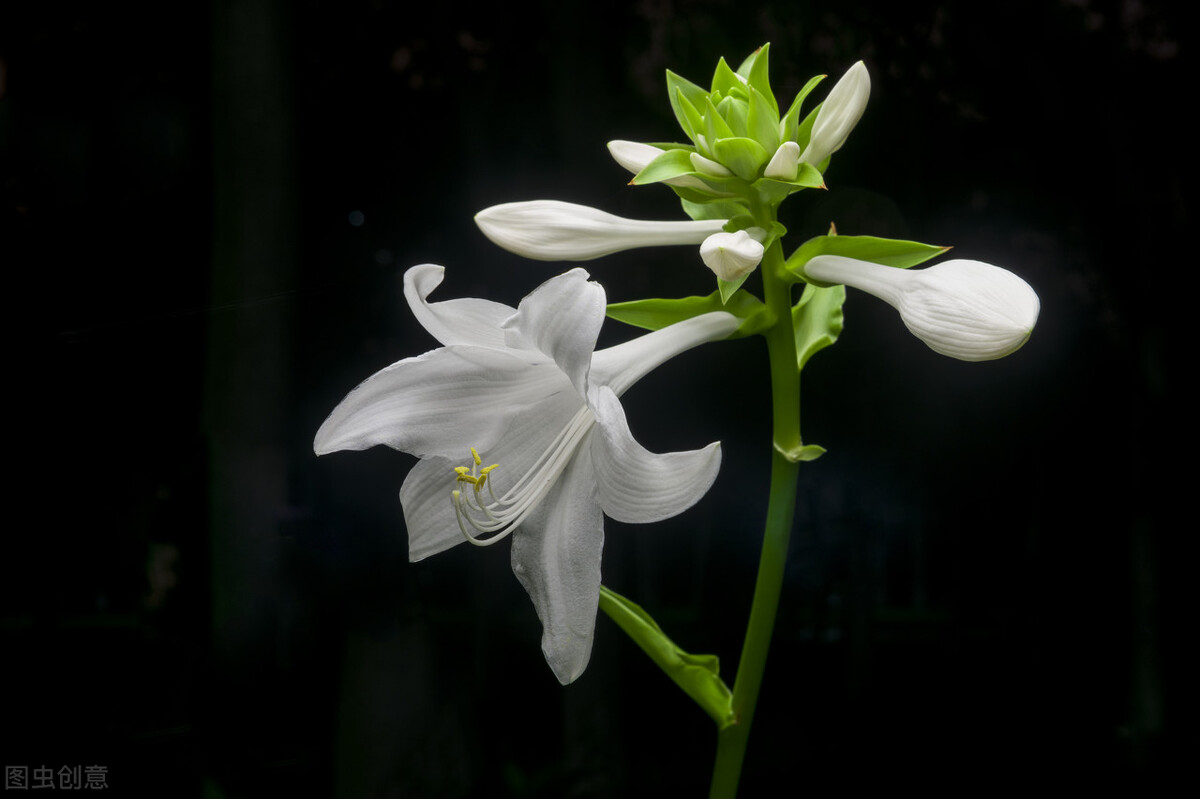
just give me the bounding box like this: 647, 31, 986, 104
699, 230, 765, 281
804, 255, 1040, 361
606, 140, 712, 190
474, 200, 726, 262
798, 61, 870, 167
315, 264, 738, 683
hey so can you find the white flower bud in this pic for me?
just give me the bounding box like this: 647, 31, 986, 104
798, 61, 870, 167
690, 151, 733, 177
606, 140, 711, 190
475, 200, 727, 261
804, 255, 1040, 361
764, 141, 801, 181
700, 230, 765, 281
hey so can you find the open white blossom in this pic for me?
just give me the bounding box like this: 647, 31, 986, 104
700, 230, 765, 281
798, 61, 871, 167
475, 200, 726, 261
804, 255, 1040, 361
315, 265, 738, 683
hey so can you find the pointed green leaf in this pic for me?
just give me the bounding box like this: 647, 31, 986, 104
786, 234, 951, 280
713, 137, 770, 181
747, 85, 781, 154
718, 273, 750, 304
716, 94, 749, 139
680, 197, 750, 221
666, 70, 710, 143
710, 57, 745, 99
607, 290, 770, 338
741, 43, 778, 114
793, 282, 845, 369
780, 74, 826, 143
631, 148, 698, 185
598, 586, 735, 729
704, 96, 736, 149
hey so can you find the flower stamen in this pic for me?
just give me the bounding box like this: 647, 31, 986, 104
450, 406, 595, 547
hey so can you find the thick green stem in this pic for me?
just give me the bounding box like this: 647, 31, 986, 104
709, 242, 803, 797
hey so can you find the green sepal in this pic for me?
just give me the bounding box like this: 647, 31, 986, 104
747, 84, 781, 154
667, 74, 709, 144
716, 94, 749, 139
631, 148, 698, 185
718, 274, 750, 304
780, 73, 825, 143
713, 137, 770, 181
738, 43, 779, 116
598, 585, 735, 730
793, 282, 845, 369
753, 163, 825, 206
607, 290, 770, 339
680, 197, 750, 221
703, 96, 736, 148
795, 102, 821, 158
786, 234, 951, 281
710, 57, 747, 102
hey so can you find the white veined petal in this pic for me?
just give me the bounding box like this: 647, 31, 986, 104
589, 387, 721, 524
400, 455, 469, 562
804, 255, 1040, 361
403, 264, 513, 348
591, 312, 740, 397
313, 346, 563, 458
509, 450, 604, 685
502, 268, 605, 398
474, 200, 726, 261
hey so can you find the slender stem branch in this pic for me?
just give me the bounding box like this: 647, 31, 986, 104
709, 241, 803, 798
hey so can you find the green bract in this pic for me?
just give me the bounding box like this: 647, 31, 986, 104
632, 44, 830, 212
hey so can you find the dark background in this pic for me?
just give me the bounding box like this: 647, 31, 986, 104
3, 0, 1191, 796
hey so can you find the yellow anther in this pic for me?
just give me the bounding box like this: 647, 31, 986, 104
456, 473, 478, 485
471, 447, 482, 466
480, 464, 499, 476
454, 466, 471, 475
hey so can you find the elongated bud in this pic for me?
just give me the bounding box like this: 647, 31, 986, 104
475, 200, 727, 261
798, 61, 870, 167
699, 230, 765, 281
804, 255, 1040, 361
607, 140, 711, 189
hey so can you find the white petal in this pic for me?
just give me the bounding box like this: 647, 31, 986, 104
607, 139, 663, 175
400, 388, 588, 561
798, 60, 870, 166
403, 264, 513, 348
313, 346, 566, 458
475, 200, 725, 261
591, 312, 740, 397
400, 455, 467, 561
502, 269, 605, 398
804, 255, 1040, 361
509, 449, 604, 685
589, 387, 721, 524
699, 230, 765, 281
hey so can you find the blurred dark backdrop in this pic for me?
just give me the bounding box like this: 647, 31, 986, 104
3, 0, 1191, 796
